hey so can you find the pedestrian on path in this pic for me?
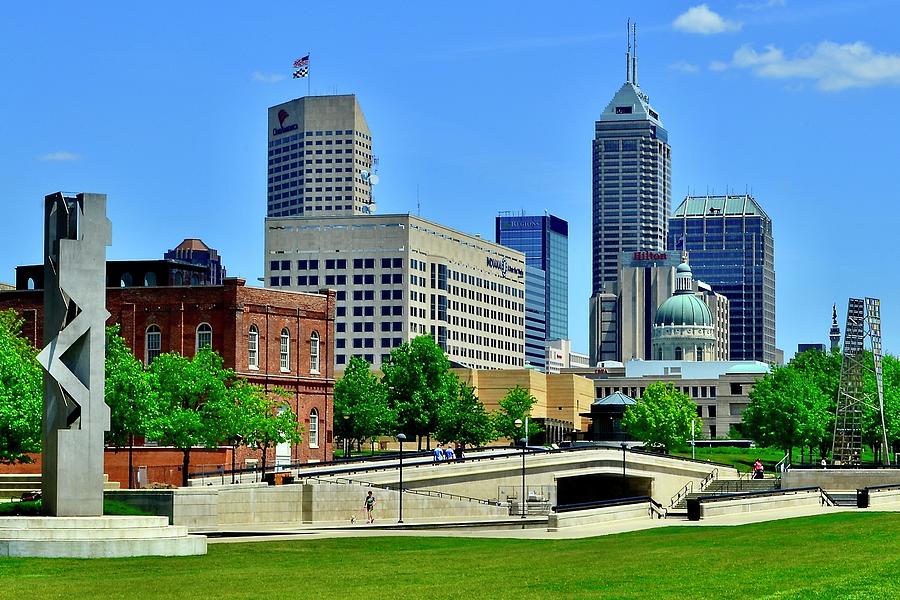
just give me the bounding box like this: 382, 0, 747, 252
364, 491, 376, 523
753, 458, 764, 479
433, 443, 445, 462
444, 444, 456, 461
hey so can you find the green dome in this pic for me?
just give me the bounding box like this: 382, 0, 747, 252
676, 262, 692, 275
655, 293, 713, 327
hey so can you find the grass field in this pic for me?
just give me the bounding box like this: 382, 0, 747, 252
670, 446, 878, 473
0, 499, 149, 517
2, 512, 900, 599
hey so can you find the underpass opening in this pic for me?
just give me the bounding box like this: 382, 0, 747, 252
556, 474, 653, 505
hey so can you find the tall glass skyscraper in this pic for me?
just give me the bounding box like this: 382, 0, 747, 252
668, 195, 776, 363
496, 214, 569, 369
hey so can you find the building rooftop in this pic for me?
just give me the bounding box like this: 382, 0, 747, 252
600, 82, 663, 127
173, 238, 211, 252
623, 360, 771, 380
673, 195, 771, 220
592, 391, 636, 407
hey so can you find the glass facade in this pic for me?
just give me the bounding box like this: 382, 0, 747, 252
524, 266, 547, 369
668, 195, 775, 363
496, 214, 569, 355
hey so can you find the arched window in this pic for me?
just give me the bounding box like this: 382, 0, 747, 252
173, 272, 183, 286
248, 325, 259, 369
280, 328, 290, 371
144, 272, 157, 287
309, 331, 320, 373
26, 278, 35, 290
145, 325, 162, 365
196, 323, 212, 352
674, 346, 683, 360
120, 272, 133, 288
696, 346, 704, 361
190, 274, 200, 286
309, 408, 319, 448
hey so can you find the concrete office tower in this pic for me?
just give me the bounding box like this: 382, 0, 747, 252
591, 25, 671, 294
589, 23, 671, 363
496, 213, 569, 369
267, 95, 374, 217
669, 195, 776, 363
265, 213, 526, 371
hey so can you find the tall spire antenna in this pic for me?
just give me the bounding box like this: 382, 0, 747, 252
632, 23, 638, 86
626, 18, 632, 83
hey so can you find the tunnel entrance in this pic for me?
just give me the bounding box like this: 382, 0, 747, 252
556, 473, 653, 506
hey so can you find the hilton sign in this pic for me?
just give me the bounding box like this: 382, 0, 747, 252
632, 251, 667, 261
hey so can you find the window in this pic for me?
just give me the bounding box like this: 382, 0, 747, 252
196, 323, 212, 351
248, 325, 259, 369
280, 328, 290, 371
309, 408, 319, 448
145, 325, 161, 365
708, 405, 717, 418
310, 331, 320, 373
674, 346, 683, 360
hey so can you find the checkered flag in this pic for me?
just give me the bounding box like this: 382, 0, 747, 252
293, 66, 309, 78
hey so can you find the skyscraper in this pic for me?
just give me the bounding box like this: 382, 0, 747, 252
267, 95, 375, 217
591, 24, 671, 295
668, 194, 776, 363
496, 213, 569, 369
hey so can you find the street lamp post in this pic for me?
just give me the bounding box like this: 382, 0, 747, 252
342, 414, 350, 459
514, 418, 526, 519
397, 433, 407, 524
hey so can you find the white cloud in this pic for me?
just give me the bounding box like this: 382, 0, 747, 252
709, 60, 730, 71
39, 151, 79, 161
251, 71, 286, 83
670, 61, 701, 73
716, 41, 900, 91
673, 4, 742, 34
736, 0, 786, 10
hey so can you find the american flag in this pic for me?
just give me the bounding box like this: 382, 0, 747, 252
293, 67, 309, 78
292, 55, 310, 68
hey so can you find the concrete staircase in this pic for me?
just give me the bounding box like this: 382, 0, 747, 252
1, 474, 121, 501
671, 477, 780, 512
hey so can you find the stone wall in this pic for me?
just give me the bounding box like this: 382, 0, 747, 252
547, 502, 651, 530
782, 469, 900, 491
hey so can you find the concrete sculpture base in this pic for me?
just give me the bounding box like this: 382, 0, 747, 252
0, 515, 207, 558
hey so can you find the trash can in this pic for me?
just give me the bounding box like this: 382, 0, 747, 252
282, 475, 295, 485
687, 498, 702, 521
857, 489, 869, 509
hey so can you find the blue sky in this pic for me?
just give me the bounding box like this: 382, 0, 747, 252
2, 1, 900, 357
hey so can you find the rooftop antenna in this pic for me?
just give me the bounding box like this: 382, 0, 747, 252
626, 19, 632, 83
632, 22, 638, 86
416, 184, 421, 216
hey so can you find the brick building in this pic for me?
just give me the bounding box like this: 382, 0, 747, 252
0, 275, 336, 473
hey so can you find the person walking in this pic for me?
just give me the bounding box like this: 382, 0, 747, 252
444, 444, 456, 461
753, 458, 764, 479
364, 491, 376, 523
433, 443, 445, 463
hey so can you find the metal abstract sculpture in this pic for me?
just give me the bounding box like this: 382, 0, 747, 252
832, 297, 889, 466
35, 192, 112, 516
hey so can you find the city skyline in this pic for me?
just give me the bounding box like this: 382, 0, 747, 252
2, 1, 900, 357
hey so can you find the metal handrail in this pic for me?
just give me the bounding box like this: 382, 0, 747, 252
648, 497, 667, 519
670, 481, 693, 508
774, 453, 791, 477
699, 468, 719, 492
819, 488, 837, 506
304, 475, 502, 506
696, 485, 823, 504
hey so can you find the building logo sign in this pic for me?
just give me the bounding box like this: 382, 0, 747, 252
501, 218, 542, 230
272, 110, 298, 136
632, 251, 667, 261
486, 257, 523, 278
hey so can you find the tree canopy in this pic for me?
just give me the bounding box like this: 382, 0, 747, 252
493, 385, 543, 443
381, 336, 457, 448
622, 382, 702, 452
0, 310, 42, 464
434, 375, 496, 449
334, 355, 395, 454
105, 325, 158, 448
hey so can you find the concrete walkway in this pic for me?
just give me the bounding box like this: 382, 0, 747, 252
206, 504, 890, 544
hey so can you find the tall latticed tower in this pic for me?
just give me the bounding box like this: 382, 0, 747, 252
832, 297, 889, 465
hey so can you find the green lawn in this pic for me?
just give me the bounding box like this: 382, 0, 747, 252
0, 499, 149, 517
670, 445, 878, 473
3, 512, 900, 599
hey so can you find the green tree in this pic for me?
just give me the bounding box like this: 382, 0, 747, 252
0, 310, 42, 464
242, 388, 303, 476
382, 336, 456, 449
492, 385, 544, 443
105, 325, 159, 487
622, 382, 702, 453
742, 366, 830, 461
148, 348, 231, 486
434, 375, 496, 454
334, 356, 395, 456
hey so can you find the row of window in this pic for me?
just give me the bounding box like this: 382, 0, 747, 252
143, 324, 321, 374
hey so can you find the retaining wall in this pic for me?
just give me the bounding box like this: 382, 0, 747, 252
547, 503, 650, 531
700, 491, 821, 518
782, 469, 900, 491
